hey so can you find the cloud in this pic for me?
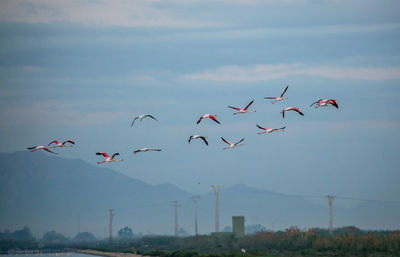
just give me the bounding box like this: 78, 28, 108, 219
182, 64, 400, 82
299, 66, 400, 81
0, 0, 221, 27
362, 120, 400, 129
2, 0, 398, 32
172, 23, 400, 42
0, 100, 127, 127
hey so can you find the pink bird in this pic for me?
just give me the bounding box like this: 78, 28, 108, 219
264, 85, 289, 104
27, 146, 58, 154
48, 140, 75, 148
197, 114, 221, 124
281, 107, 304, 118
256, 125, 286, 134
228, 100, 256, 115
221, 137, 244, 150
96, 152, 123, 164
310, 99, 339, 109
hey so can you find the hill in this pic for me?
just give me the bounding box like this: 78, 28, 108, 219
0, 151, 399, 237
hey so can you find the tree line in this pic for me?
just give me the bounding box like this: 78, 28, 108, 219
1, 226, 399, 256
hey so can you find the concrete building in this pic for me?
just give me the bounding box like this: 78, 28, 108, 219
232, 216, 245, 238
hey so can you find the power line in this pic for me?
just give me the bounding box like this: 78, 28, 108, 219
234, 187, 400, 205
335, 195, 400, 204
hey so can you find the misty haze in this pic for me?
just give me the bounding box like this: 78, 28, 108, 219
0, 0, 399, 256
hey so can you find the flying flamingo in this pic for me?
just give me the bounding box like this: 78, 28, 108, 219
256, 125, 286, 134
188, 135, 208, 145
96, 152, 123, 164
133, 148, 162, 154
48, 140, 75, 148
221, 137, 245, 150
131, 114, 157, 127
27, 146, 58, 154
310, 99, 339, 109
281, 107, 304, 118
197, 114, 221, 124
264, 85, 289, 103
228, 100, 256, 115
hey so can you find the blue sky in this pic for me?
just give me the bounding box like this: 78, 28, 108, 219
0, 0, 399, 205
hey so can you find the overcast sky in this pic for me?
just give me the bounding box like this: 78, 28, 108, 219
0, 0, 399, 204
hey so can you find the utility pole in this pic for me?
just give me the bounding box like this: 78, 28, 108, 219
326, 195, 335, 234
108, 209, 115, 243
211, 185, 223, 233
172, 201, 180, 237
191, 196, 200, 236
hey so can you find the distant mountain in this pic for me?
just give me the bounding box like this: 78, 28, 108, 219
0, 151, 399, 238
0, 151, 191, 237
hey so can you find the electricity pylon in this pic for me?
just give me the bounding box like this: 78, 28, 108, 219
211, 185, 223, 232
172, 201, 180, 237
108, 209, 115, 243
191, 196, 200, 236
326, 195, 335, 234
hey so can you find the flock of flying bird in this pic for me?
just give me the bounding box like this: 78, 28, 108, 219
27, 85, 339, 164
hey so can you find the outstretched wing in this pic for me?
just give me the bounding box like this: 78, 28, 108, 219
280, 86, 289, 97
131, 117, 139, 127
200, 136, 208, 145
48, 140, 59, 146
188, 135, 193, 143
235, 138, 245, 145
145, 114, 158, 121
328, 99, 339, 108
43, 147, 58, 154
264, 97, 277, 99
221, 137, 232, 145
62, 140, 75, 145
295, 108, 304, 116
310, 101, 318, 107
228, 106, 241, 111
209, 115, 221, 124
112, 153, 120, 158
244, 100, 254, 110
197, 116, 204, 124
27, 146, 37, 150
96, 152, 109, 158
256, 124, 266, 130
271, 126, 286, 132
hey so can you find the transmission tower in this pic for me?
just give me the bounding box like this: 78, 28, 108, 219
191, 196, 200, 236
326, 195, 335, 234
172, 201, 180, 237
211, 185, 223, 232
108, 209, 115, 243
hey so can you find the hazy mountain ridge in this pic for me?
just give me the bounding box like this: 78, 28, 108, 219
0, 151, 399, 237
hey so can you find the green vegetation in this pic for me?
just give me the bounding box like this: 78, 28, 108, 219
74, 232, 96, 243
1, 226, 399, 256
79, 226, 400, 257
118, 227, 134, 239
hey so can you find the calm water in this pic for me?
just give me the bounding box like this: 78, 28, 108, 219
0, 254, 95, 257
